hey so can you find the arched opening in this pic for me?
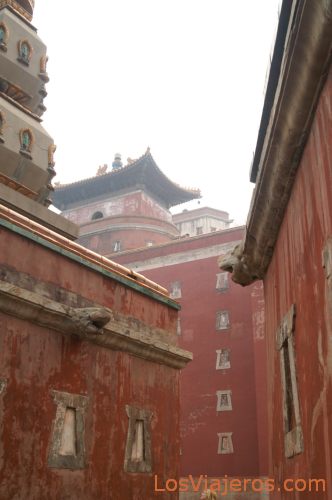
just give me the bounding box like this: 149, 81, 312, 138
0, 23, 8, 46
91, 211, 103, 220
18, 40, 32, 64
20, 129, 33, 152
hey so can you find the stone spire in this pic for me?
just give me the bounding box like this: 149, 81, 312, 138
0, 0, 56, 207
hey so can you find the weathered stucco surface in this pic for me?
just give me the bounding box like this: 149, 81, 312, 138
0, 218, 187, 499
115, 228, 268, 482
264, 66, 332, 498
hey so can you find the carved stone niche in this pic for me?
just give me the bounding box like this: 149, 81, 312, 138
276, 304, 304, 458
0, 378, 7, 395
124, 405, 153, 473
48, 390, 88, 470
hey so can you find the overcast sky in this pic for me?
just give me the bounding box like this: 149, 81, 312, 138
34, 0, 280, 225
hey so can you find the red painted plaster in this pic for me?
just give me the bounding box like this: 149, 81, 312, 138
115, 229, 268, 479
263, 68, 332, 498
0, 227, 181, 499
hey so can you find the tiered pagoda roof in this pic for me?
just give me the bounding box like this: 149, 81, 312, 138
52, 150, 201, 210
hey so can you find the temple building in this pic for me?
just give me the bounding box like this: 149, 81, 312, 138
0, 2, 188, 498
54, 152, 269, 497
53, 150, 201, 253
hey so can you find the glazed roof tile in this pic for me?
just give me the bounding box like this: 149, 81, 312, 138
52, 151, 200, 210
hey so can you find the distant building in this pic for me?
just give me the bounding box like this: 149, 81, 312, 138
114, 227, 268, 494
220, 0, 332, 497
54, 153, 269, 495
53, 150, 201, 254
173, 206, 232, 237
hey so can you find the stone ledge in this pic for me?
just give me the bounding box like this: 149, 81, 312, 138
0, 280, 192, 369
0, 184, 78, 240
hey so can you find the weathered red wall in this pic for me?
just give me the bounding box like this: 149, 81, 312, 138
115, 228, 268, 478
64, 191, 173, 226
263, 67, 332, 497
70, 191, 180, 254
0, 226, 181, 499
79, 222, 177, 255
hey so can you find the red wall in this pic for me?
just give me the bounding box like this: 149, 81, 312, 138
263, 68, 332, 497
79, 222, 177, 255
116, 228, 268, 478
0, 225, 181, 499
64, 191, 173, 226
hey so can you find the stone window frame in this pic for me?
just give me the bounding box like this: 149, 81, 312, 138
124, 405, 153, 473
217, 432, 234, 455
216, 310, 230, 330
17, 39, 33, 65
113, 240, 121, 252
216, 390, 232, 412
0, 377, 7, 395
48, 390, 88, 470
216, 348, 231, 370
196, 226, 203, 236
170, 281, 182, 299
276, 304, 303, 458
0, 22, 9, 51
216, 272, 229, 292
176, 317, 181, 336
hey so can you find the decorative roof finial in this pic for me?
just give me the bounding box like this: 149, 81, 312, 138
112, 153, 123, 170
96, 164, 108, 176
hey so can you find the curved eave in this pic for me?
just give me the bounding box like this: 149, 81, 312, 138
220, 0, 332, 286
52, 152, 201, 209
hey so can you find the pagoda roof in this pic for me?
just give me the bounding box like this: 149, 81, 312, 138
52, 150, 201, 210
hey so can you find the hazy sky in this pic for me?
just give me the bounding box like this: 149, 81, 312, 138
33, 0, 280, 224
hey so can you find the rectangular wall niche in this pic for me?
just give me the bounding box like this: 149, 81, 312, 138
124, 405, 153, 473
276, 304, 303, 458
216, 311, 230, 330
216, 272, 229, 291
170, 281, 182, 299
0, 378, 7, 395
216, 390, 232, 411
176, 317, 181, 336
216, 349, 231, 370
48, 390, 88, 469
217, 432, 233, 454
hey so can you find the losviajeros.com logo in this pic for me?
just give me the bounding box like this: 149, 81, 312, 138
154, 475, 326, 495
